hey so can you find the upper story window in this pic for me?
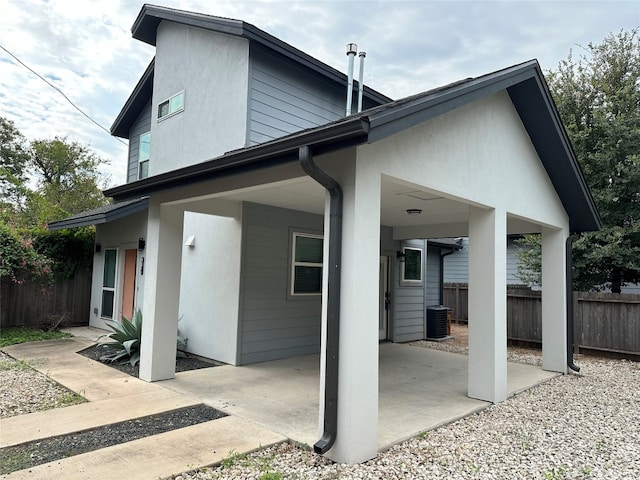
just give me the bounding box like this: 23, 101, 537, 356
401, 247, 423, 283
291, 232, 323, 295
158, 91, 184, 120
138, 131, 150, 179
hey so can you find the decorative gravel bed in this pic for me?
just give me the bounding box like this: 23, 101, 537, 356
0, 404, 227, 474
78, 343, 220, 377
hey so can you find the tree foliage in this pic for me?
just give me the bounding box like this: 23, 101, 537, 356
517, 30, 640, 292
0, 119, 107, 283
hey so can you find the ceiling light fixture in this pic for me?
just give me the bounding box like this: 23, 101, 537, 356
406, 208, 422, 215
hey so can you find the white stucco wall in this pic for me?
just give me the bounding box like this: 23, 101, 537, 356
151, 21, 250, 175
360, 91, 569, 234
90, 210, 148, 330
178, 211, 242, 364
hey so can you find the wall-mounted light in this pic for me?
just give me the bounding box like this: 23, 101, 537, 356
406, 208, 422, 216
396, 250, 406, 262
95, 243, 102, 253
138, 237, 146, 251
185, 235, 196, 248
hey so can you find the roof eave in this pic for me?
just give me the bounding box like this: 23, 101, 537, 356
110, 59, 155, 138
47, 198, 149, 231
104, 118, 371, 200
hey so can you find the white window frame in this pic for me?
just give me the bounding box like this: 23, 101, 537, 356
291, 232, 323, 296
157, 90, 185, 120
101, 248, 118, 319
138, 131, 150, 179
401, 246, 423, 284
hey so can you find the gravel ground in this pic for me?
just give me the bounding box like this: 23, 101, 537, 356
0, 351, 85, 418
172, 327, 639, 480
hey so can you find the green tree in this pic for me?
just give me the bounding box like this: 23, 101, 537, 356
0, 118, 31, 219
28, 137, 110, 223
517, 30, 640, 292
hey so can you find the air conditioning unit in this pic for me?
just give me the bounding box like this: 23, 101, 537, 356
426, 306, 448, 339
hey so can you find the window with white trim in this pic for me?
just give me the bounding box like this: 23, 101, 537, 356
401, 247, 422, 283
291, 233, 323, 295
101, 249, 117, 318
138, 131, 150, 179
157, 91, 184, 119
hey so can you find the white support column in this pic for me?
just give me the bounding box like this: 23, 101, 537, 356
323, 160, 380, 464
139, 200, 184, 382
468, 206, 507, 403
541, 226, 568, 373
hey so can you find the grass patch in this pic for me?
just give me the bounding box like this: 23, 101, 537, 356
0, 327, 72, 348
0, 358, 31, 371
0, 451, 33, 475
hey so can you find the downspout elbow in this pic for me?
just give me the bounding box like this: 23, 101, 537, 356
299, 145, 342, 455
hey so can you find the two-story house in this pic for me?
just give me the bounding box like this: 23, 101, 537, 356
50, 4, 601, 464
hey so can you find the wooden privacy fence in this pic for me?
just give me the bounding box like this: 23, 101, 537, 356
444, 283, 640, 356
1, 270, 92, 328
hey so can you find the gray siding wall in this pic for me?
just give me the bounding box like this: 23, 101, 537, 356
392, 239, 427, 342
248, 46, 353, 145
426, 246, 441, 306
443, 237, 523, 285
126, 100, 152, 183
239, 202, 323, 364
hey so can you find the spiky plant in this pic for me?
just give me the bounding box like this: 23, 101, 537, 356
100, 310, 142, 366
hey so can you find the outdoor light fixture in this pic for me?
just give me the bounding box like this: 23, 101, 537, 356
406, 208, 422, 215
185, 235, 196, 248
138, 237, 146, 251
95, 243, 102, 253
396, 250, 406, 262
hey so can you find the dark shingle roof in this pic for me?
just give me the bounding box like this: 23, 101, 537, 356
47, 197, 149, 231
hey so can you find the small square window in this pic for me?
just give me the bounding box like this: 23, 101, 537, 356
158, 91, 184, 119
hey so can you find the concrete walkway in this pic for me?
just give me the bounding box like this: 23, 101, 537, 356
1, 328, 558, 479
1, 335, 285, 480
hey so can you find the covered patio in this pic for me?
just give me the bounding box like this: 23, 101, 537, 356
159, 342, 557, 449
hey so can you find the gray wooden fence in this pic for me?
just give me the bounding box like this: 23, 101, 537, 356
444, 283, 639, 356
1, 270, 91, 329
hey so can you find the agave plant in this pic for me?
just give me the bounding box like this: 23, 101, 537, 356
100, 310, 189, 366
100, 310, 143, 366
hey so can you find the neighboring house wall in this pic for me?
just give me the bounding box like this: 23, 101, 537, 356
248, 46, 356, 145
444, 237, 526, 285
178, 211, 242, 365
392, 239, 427, 342
127, 100, 152, 183
238, 202, 324, 365
90, 210, 148, 330
151, 21, 250, 175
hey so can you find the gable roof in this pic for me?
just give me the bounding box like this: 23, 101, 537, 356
47, 197, 149, 231
105, 60, 601, 233
111, 4, 392, 138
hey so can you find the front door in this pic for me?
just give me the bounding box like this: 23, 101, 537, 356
122, 249, 137, 321
379, 256, 389, 340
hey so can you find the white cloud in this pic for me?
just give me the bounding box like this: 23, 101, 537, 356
0, 0, 637, 188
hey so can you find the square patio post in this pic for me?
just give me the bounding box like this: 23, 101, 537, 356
541, 226, 568, 373
467, 206, 508, 403
322, 159, 380, 464
139, 200, 184, 382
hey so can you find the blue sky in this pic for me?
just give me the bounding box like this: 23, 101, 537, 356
0, 0, 638, 187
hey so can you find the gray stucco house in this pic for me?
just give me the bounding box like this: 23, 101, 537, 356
50, 4, 600, 464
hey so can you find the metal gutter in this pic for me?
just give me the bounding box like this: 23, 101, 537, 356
566, 234, 581, 372
299, 145, 342, 455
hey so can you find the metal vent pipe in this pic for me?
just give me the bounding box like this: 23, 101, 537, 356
345, 43, 357, 116
357, 51, 366, 113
